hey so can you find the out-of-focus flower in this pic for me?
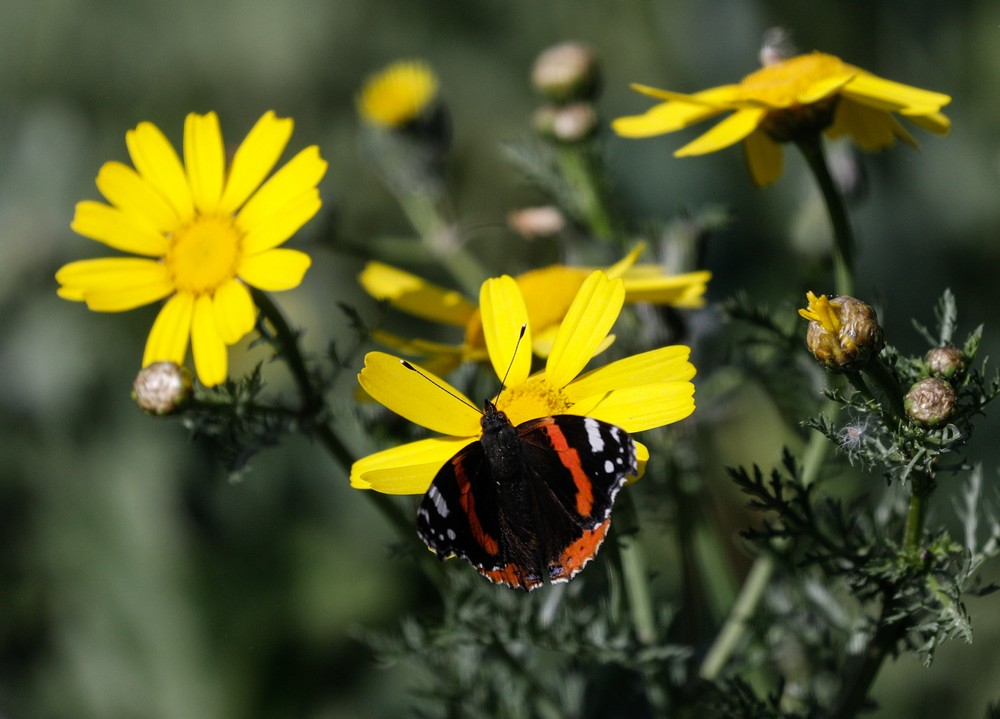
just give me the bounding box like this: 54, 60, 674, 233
350, 270, 697, 494
132, 362, 192, 414
613, 51, 950, 187
531, 42, 601, 102
357, 60, 440, 128
359, 245, 710, 375
799, 291, 884, 371
506, 206, 568, 240
56, 112, 326, 386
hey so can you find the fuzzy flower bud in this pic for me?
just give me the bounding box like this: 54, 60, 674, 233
799, 291, 884, 371
531, 42, 601, 102
507, 206, 567, 240
904, 377, 957, 427
133, 362, 192, 415
533, 101, 599, 143
925, 346, 965, 380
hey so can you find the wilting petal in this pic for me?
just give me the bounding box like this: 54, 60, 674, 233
219, 111, 294, 214
360, 262, 476, 327
350, 436, 473, 494
212, 279, 256, 345
545, 271, 624, 389
480, 275, 532, 388
143, 292, 195, 367
191, 294, 227, 386
742, 129, 784, 188
358, 352, 481, 437
184, 112, 225, 213
71, 201, 169, 257
829, 99, 915, 151
675, 108, 766, 157
126, 120, 195, 221
237, 248, 311, 291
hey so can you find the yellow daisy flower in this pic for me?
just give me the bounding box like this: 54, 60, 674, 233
351, 270, 697, 494
357, 60, 439, 128
612, 51, 951, 187
359, 244, 711, 376
56, 111, 327, 386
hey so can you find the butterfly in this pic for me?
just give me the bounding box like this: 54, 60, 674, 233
416, 399, 637, 591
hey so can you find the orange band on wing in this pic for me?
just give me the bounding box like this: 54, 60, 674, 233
538, 418, 595, 517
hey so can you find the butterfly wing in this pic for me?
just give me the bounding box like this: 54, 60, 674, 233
515, 415, 637, 583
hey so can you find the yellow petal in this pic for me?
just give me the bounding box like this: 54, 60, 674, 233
796, 72, 855, 104
212, 279, 256, 345
71, 201, 170, 257
358, 352, 482, 437
95, 162, 181, 233
604, 243, 645, 279
184, 112, 225, 213
842, 72, 951, 113
622, 270, 712, 307
191, 294, 227, 386
219, 111, 294, 214
829, 98, 915, 151
545, 271, 624, 389
480, 275, 532, 388
125, 120, 195, 221
56, 257, 174, 311
574, 381, 696, 433
628, 83, 740, 106
143, 292, 194, 367
900, 109, 950, 135
350, 436, 473, 494
675, 108, 767, 157
631, 441, 649, 482
742, 129, 784, 188
565, 346, 695, 402
360, 262, 476, 327
612, 100, 727, 138
237, 248, 312, 291
240, 190, 321, 255
236, 146, 327, 232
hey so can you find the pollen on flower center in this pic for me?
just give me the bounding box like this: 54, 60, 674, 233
498, 376, 573, 425
165, 216, 242, 294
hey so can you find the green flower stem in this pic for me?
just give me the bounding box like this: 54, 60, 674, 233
397, 192, 489, 296
699, 425, 831, 680
615, 490, 656, 644
861, 358, 906, 419
556, 145, 616, 243
251, 289, 417, 544
795, 135, 855, 297
904, 471, 933, 549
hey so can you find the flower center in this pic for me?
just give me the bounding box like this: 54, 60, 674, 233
165, 216, 242, 295
497, 375, 573, 425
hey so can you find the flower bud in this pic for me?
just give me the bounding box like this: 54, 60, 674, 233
133, 362, 192, 415
925, 346, 965, 380
507, 206, 567, 240
904, 377, 957, 427
533, 101, 599, 143
799, 292, 884, 371
531, 42, 600, 102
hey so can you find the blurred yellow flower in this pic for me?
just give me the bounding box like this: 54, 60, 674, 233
351, 270, 697, 494
357, 60, 439, 128
613, 51, 951, 187
359, 244, 710, 376
56, 111, 327, 386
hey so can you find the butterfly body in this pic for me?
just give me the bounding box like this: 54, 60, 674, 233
416, 400, 637, 591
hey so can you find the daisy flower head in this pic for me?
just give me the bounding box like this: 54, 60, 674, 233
56, 111, 327, 386
359, 244, 711, 377
351, 269, 697, 495
357, 60, 440, 129
612, 51, 951, 187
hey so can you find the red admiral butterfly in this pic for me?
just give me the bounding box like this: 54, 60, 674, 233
416, 399, 637, 591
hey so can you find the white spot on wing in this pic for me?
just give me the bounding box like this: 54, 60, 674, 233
428, 485, 449, 517
604, 459, 614, 474
584, 417, 605, 453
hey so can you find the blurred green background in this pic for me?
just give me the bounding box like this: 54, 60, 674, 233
2, 1, 1000, 717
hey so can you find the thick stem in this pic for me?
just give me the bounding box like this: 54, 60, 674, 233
904, 472, 934, 550
796, 135, 856, 297
615, 490, 656, 644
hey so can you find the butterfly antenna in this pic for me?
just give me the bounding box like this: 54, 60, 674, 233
400, 360, 482, 414
493, 323, 528, 404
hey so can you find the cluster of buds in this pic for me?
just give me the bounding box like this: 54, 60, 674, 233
531, 42, 601, 143
903, 346, 965, 427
